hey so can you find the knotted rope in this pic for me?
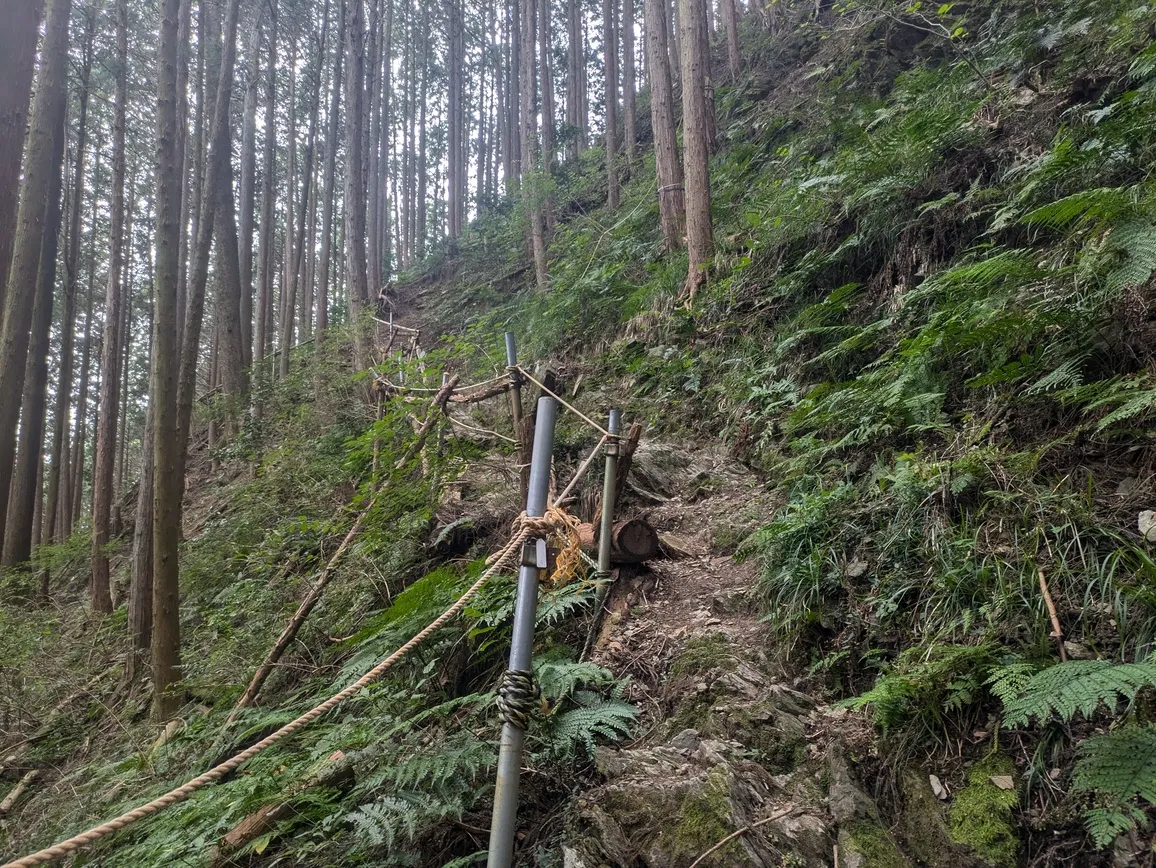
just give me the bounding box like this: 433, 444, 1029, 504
496, 669, 540, 729
4, 508, 579, 868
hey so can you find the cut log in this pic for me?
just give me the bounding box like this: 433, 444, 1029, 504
0, 769, 39, 815
210, 751, 353, 864
576, 518, 661, 564
611, 519, 661, 563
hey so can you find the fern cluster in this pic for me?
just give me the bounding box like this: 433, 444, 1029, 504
1072, 726, 1156, 847
999, 659, 1156, 727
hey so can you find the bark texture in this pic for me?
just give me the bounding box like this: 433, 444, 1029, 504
678, 0, 713, 302
644, 0, 684, 251
0, 0, 72, 557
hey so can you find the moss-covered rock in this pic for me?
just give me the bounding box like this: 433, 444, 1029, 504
839, 821, 910, 868
653, 767, 738, 865
949, 755, 1019, 867
899, 768, 978, 868
664, 634, 810, 774
564, 737, 832, 867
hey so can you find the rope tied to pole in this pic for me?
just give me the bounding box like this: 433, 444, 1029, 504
3, 507, 579, 868
496, 507, 583, 588
515, 366, 613, 437
496, 669, 540, 730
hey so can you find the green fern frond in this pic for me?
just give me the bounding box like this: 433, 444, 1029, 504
1001, 660, 1156, 727
1103, 220, 1156, 294
1073, 725, 1156, 806
1084, 805, 1149, 849
391, 740, 494, 790
545, 693, 637, 757
1020, 187, 1134, 231
1073, 725, 1156, 847
1024, 356, 1088, 395
985, 662, 1040, 706
535, 655, 619, 702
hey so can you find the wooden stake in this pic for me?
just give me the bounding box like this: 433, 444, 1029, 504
1037, 568, 1068, 662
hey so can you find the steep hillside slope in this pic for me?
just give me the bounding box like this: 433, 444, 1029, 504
4, 1, 1156, 866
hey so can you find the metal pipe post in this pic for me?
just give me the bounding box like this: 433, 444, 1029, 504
504, 332, 528, 503
597, 410, 622, 577
487, 397, 558, 868
504, 332, 524, 429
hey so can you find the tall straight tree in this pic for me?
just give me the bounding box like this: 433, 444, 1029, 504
316, 0, 345, 339
721, 0, 740, 81
90, 0, 129, 611
45, 6, 95, 555
538, 0, 555, 232
415, 5, 429, 258
152, 0, 185, 721
520, 0, 548, 289
344, 0, 371, 366
177, 0, 243, 459
70, 147, 100, 534
678, 0, 712, 302
367, 0, 384, 280
238, 16, 261, 371
565, 0, 585, 161
644, 0, 683, 251
254, 6, 278, 393
622, 0, 636, 168
602, 0, 619, 208
4, 86, 65, 568
0, 0, 46, 311
0, 0, 72, 555
446, 0, 464, 243
376, 0, 393, 285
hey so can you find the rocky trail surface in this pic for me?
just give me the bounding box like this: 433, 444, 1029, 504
561, 440, 994, 868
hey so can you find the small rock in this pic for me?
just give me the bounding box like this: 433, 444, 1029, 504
1064, 640, 1096, 660
669, 728, 701, 752
928, 774, 948, 800
989, 775, 1015, 791
1139, 510, 1156, 543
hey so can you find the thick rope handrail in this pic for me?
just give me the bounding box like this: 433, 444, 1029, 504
515, 366, 613, 437
3, 509, 575, 868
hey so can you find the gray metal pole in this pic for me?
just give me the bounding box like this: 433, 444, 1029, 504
597, 410, 622, 577
487, 396, 558, 868
504, 332, 528, 504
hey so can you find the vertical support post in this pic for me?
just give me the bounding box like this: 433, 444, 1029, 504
504, 332, 528, 504
597, 409, 622, 577
487, 397, 558, 868
581, 410, 622, 661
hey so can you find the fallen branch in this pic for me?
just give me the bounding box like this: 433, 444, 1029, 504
228, 380, 460, 719
0, 770, 40, 815
209, 751, 353, 864
1037, 568, 1068, 662
687, 806, 797, 868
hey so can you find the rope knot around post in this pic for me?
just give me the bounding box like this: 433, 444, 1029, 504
499, 507, 583, 587
496, 669, 541, 730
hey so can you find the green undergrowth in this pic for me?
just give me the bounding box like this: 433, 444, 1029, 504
412, 0, 1156, 856
0, 325, 635, 866
7, 0, 1156, 862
